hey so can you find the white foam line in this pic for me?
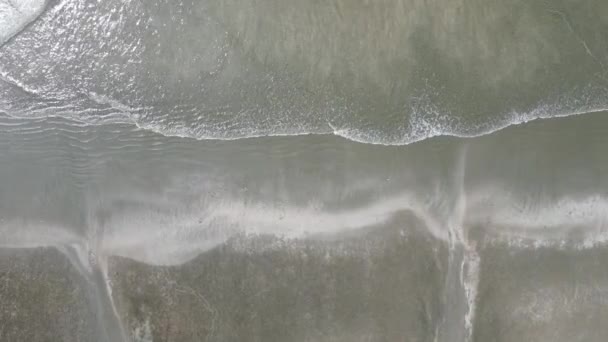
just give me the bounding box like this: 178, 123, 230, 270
466, 189, 608, 249
331, 104, 608, 146
210, 194, 448, 240
5, 180, 449, 269
4, 191, 608, 268
2, 90, 606, 146
87, 91, 150, 115
130, 103, 608, 146
97, 252, 129, 342
443, 145, 480, 342
98, 192, 449, 265
0, 66, 43, 95
461, 247, 480, 342
133, 120, 326, 142
6, 191, 608, 268
0, 219, 82, 248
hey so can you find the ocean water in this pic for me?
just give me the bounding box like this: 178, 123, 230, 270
1, 0, 608, 341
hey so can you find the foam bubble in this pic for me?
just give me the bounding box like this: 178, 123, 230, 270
0, 0, 47, 45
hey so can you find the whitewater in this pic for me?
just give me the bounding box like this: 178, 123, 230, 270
2, 0, 608, 341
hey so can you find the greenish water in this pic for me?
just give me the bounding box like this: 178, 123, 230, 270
1, 0, 608, 341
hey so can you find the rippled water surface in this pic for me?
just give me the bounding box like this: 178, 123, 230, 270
1, 0, 608, 341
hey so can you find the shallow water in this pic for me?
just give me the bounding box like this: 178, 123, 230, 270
1, 0, 608, 341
